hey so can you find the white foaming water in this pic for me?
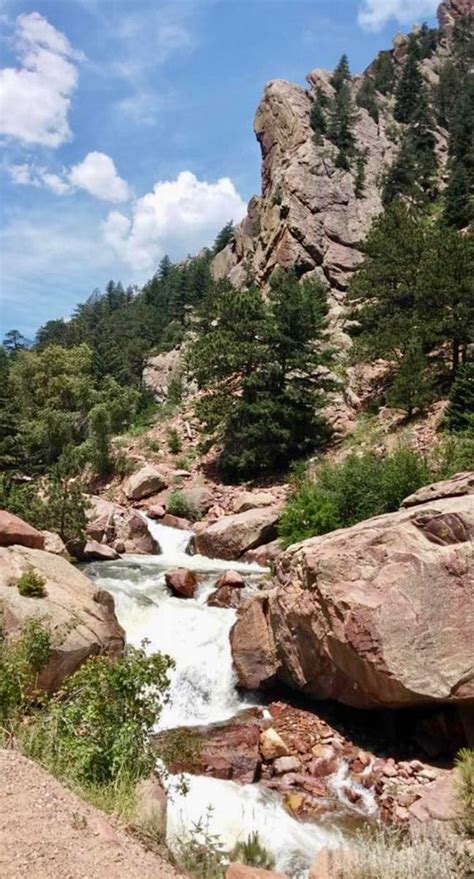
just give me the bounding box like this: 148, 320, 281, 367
87, 520, 265, 729
166, 774, 342, 877
87, 521, 368, 874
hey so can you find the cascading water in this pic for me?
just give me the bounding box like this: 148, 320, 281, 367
87, 519, 368, 874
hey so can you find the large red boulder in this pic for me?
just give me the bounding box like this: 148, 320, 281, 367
195, 507, 280, 560
0, 511, 44, 550
231, 474, 474, 709
165, 568, 198, 599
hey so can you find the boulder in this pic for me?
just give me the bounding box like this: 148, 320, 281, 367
0, 545, 124, 691
178, 486, 215, 516
159, 716, 261, 784
260, 728, 290, 761
83, 540, 120, 562
401, 471, 474, 508
161, 513, 192, 530
408, 771, 460, 828
243, 540, 282, 567
41, 531, 69, 558
123, 465, 168, 501
147, 504, 166, 520
195, 507, 280, 560
309, 848, 353, 879
208, 585, 243, 609
273, 756, 302, 775
134, 775, 167, 835
165, 568, 198, 599
215, 570, 245, 589
0, 511, 44, 550
116, 511, 159, 554
233, 492, 277, 514
230, 480, 474, 709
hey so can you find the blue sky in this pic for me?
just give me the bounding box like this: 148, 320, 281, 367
0, 0, 439, 339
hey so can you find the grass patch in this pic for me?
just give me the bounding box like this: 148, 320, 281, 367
337, 827, 471, 879
167, 490, 199, 522
17, 569, 46, 598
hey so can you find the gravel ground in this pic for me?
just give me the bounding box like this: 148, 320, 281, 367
0, 749, 182, 879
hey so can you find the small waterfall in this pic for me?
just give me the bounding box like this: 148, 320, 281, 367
166, 774, 343, 877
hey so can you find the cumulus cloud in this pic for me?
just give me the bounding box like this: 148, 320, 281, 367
0, 12, 83, 147
358, 0, 438, 31
7, 151, 130, 202
103, 171, 247, 271
68, 152, 130, 202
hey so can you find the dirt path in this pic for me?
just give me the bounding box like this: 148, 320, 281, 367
0, 750, 182, 879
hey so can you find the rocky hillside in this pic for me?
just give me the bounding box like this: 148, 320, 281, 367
210, 0, 472, 350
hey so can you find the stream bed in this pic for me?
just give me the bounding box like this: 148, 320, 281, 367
87, 520, 362, 875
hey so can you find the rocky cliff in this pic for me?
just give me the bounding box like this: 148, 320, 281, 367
211, 0, 470, 348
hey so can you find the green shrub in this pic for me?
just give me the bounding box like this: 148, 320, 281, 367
279, 446, 430, 547
0, 619, 51, 731
174, 807, 227, 879
167, 490, 199, 522
455, 748, 474, 837
22, 643, 173, 789
17, 569, 46, 598
231, 832, 275, 870
167, 428, 182, 454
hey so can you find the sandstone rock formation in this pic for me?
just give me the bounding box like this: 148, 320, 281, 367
142, 346, 183, 402
231, 474, 474, 709
123, 465, 169, 501
86, 497, 160, 554
0, 546, 124, 691
233, 492, 277, 514
195, 507, 280, 560
0, 511, 44, 550
210, 0, 464, 358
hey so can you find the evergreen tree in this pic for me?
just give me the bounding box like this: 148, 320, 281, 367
310, 88, 328, 141
372, 51, 395, 95
331, 54, 351, 92
443, 160, 472, 228
354, 153, 367, 198
328, 83, 357, 169
383, 88, 437, 206
189, 271, 332, 479
444, 362, 474, 434
394, 50, 423, 124
213, 221, 234, 255
356, 76, 379, 123
3, 330, 27, 353
349, 203, 426, 360
388, 338, 432, 417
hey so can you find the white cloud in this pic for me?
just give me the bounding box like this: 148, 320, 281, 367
7, 151, 130, 202
358, 0, 438, 31
68, 152, 130, 202
103, 170, 247, 271
0, 12, 82, 147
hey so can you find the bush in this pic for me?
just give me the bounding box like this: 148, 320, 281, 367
455, 748, 474, 837
167, 428, 182, 454
231, 832, 275, 870
17, 569, 46, 598
337, 828, 470, 879
174, 807, 227, 879
22, 643, 173, 789
167, 490, 199, 522
0, 619, 51, 731
279, 446, 430, 547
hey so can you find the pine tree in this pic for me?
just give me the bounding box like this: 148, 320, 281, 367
356, 76, 379, 123
444, 362, 474, 433
394, 50, 423, 124
189, 271, 332, 479
388, 338, 432, 417
354, 153, 367, 198
331, 54, 351, 92
213, 221, 234, 255
372, 51, 395, 95
383, 88, 437, 206
310, 88, 328, 142
3, 330, 27, 353
328, 83, 357, 169
443, 160, 472, 228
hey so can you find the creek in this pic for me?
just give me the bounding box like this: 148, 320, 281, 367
88, 520, 372, 876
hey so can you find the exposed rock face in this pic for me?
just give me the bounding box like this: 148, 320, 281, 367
195, 507, 280, 560
41, 531, 69, 558
159, 714, 261, 783
0, 511, 44, 550
401, 471, 474, 507
233, 491, 277, 514
142, 346, 183, 402
210, 1, 464, 354
124, 465, 169, 501
230, 475, 474, 709
83, 540, 120, 562
0, 546, 124, 691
